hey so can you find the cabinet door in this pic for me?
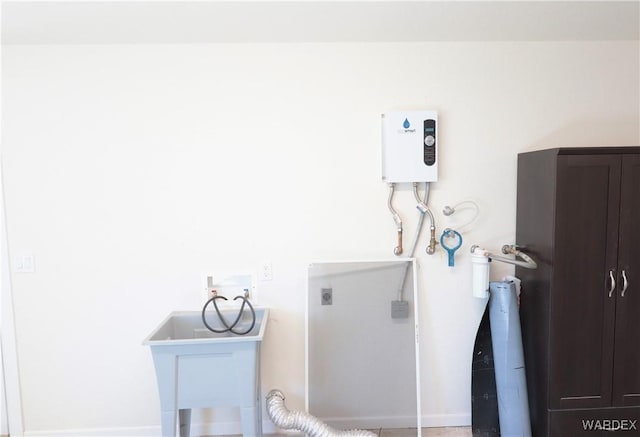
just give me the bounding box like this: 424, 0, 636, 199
612, 154, 640, 407
550, 154, 621, 409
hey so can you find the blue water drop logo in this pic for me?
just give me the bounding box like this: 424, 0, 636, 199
403, 118, 411, 129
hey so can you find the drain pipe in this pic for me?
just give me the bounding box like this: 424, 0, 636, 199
266, 390, 376, 437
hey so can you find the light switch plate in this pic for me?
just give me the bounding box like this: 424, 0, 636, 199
16, 254, 35, 273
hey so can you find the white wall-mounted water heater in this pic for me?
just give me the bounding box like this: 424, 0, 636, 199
381, 110, 438, 183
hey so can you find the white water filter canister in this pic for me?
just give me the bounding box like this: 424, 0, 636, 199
471, 252, 490, 298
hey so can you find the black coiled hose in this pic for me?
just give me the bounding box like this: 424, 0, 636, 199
201, 295, 256, 335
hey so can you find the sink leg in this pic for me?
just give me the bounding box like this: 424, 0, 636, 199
256, 387, 263, 437
179, 409, 191, 437
160, 410, 177, 437
240, 406, 261, 437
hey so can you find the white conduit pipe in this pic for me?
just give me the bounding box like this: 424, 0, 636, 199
413, 182, 437, 255
266, 390, 377, 437
388, 183, 403, 256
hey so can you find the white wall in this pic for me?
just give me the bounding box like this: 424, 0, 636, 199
2, 41, 639, 435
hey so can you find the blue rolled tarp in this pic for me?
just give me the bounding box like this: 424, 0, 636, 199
488, 281, 532, 437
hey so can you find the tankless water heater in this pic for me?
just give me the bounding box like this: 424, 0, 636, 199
381, 110, 438, 183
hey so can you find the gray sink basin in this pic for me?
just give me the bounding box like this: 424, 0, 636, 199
143, 307, 268, 345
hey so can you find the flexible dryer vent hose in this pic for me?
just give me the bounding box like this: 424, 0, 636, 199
266, 390, 377, 437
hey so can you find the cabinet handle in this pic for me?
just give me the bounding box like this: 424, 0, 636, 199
608, 270, 616, 298
621, 270, 629, 297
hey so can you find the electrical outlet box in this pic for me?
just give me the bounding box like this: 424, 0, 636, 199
321, 288, 333, 305
391, 300, 410, 319
382, 110, 438, 183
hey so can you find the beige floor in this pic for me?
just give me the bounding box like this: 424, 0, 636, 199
382, 428, 472, 437
375, 428, 472, 437
223, 428, 472, 437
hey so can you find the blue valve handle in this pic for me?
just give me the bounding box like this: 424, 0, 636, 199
440, 229, 463, 267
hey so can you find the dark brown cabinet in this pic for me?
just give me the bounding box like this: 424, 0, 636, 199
516, 147, 640, 436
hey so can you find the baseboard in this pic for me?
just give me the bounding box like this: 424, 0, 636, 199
322, 415, 416, 430
421, 413, 471, 428
23, 420, 279, 437
24, 425, 161, 437
321, 413, 471, 430
22, 414, 469, 436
